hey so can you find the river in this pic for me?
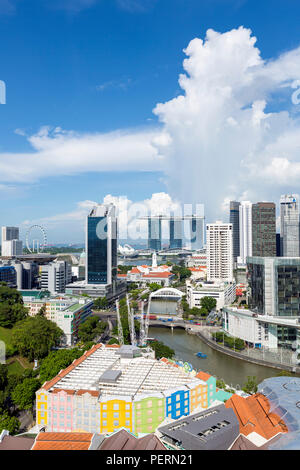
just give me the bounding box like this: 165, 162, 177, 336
149, 326, 283, 388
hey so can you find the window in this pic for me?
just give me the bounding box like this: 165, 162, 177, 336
114, 421, 119, 426
102, 412, 107, 418
147, 409, 152, 415
147, 401, 152, 407
102, 421, 107, 427
125, 404, 131, 410
102, 405, 107, 410
113, 404, 119, 411
113, 412, 119, 418
125, 412, 130, 418
125, 421, 130, 427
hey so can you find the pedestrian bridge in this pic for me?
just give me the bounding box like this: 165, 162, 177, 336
149, 287, 184, 301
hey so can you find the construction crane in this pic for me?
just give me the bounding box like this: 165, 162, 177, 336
126, 294, 137, 347
139, 301, 146, 347
144, 299, 151, 345
115, 299, 124, 346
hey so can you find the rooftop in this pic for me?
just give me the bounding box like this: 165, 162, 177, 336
40, 344, 203, 399
31, 432, 97, 451
225, 393, 288, 443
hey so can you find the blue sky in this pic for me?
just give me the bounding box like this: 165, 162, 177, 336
1, 0, 300, 243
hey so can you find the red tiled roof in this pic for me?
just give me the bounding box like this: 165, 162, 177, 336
195, 371, 211, 382
32, 432, 94, 451
225, 393, 288, 440
143, 272, 172, 278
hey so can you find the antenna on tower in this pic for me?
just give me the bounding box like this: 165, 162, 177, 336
126, 294, 137, 347
115, 299, 124, 346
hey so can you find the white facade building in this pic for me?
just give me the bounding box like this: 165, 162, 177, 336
222, 307, 300, 350
237, 201, 252, 265
186, 280, 236, 311
41, 261, 72, 294
1, 226, 23, 257
206, 222, 233, 283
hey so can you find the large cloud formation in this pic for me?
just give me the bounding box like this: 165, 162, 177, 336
153, 26, 300, 219
3, 26, 300, 227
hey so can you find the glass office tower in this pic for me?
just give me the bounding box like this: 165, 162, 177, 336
169, 218, 182, 250
86, 204, 117, 285
229, 201, 240, 262
252, 202, 276, 257
190, 217, 205, 251
147, 217, 162, 251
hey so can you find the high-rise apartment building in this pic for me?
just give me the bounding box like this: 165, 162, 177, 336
252, 202, 276, 257
229, 201, 240, 263
280, 195, 300, 257
206, 222, 233, 282
238, 201, 252, 265
86, 204, 117, 286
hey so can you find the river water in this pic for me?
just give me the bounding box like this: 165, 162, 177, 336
149, 326, 282, 388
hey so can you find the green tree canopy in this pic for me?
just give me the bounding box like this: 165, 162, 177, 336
148, 283, 161, 292
93, 297, 108, 310
11, 378, 40, 411
11, 316, 63, 361
200, 296, 217, 312
77, 317, 106, 343
242, 376, 258, 395
39, 348, 85, 384
0, 364, 8, 391
0, 412, 20, 434
0, 302, 28, 328
150, 340, 174, 360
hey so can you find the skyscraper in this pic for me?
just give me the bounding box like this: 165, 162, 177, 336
238, 201, 252, 265
280, 195, 300, 257
1, 226, 23, 257
190, 216, 205, 251
206, 222, 233, 282
229, 201, 240, 263
252, 202, 276, 257
86, 204, 117, 285
169, 218, 182, 250
147, 217, 162, 251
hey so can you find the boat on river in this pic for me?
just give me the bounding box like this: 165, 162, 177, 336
195, 352, 207, 358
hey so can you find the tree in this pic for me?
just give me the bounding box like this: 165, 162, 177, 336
200, 296, 217, 312
108, 338, 119, 345
93, 297, 108, 310
77, 317, 106, 343
149, 283, 161, 292
39, 348, 85, 384
242, 376, 258, 395
189, 307, 202, 317
0, 364, 8, 391
11, 316, 64, 361
150, 341, 174, 360
11, 378, 40, 411
37, 303, 47, 317
0, 303, 28, 328
0, 412, 20, 434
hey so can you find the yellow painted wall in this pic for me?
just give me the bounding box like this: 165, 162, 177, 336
36, 392, 48, 426
100, 399, 132, 434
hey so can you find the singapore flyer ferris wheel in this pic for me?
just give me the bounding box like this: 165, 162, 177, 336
25, 225, 47, 253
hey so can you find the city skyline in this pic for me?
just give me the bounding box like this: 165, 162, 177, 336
1, 1, 300, 242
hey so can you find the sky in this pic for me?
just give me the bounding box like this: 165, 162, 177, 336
1, 0, 300, 244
